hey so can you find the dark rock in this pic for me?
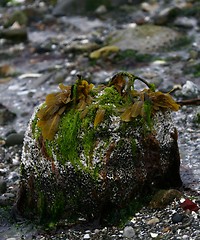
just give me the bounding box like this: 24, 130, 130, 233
149, 189, 183, 209
172, 213, 184, 224
5, 133, 24, 146
0, 28, 28, 42
0, 104, 16, 126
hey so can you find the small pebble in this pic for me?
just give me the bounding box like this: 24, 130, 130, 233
150, 232, 158, 238
172, 213, 184, 223
5, 133, 24, 146
123, 226, 135, 239
146, 217, 160, 225
83, 233, 90, 239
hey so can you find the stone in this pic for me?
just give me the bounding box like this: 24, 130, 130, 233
146, 217, 160, 225
5, 133, 24, 146
123, 226, 135, 239
16, 72, 182, 224
83, 233, 90, 239
0, 28, 28, 42
172, 213, 184, 224
107, 24, 182, 53
181, 81, 199, 99
149, 189, 183, 209
150, 232, 158, 238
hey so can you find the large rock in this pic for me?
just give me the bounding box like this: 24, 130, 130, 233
16, 72, 182, 224
107, 24, 182, 53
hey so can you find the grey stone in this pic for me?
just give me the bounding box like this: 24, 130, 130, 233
107, 24, 181, 53
172, 213, 184, 224
5, 133, 24, 146
123, 226, 135, 239
182, 81, 199, 99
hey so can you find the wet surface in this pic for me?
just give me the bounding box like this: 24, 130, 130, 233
0, 0, 200, 239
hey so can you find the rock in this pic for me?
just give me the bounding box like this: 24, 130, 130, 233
174, 17, 197, 29
150, 232, 158, 238
16, 72, 182, 224
172, 213, 184, 224
146, 217, 160, 225
0, 28, 28, 42
149, 189, 183, 209
107, 24, 182, 53
123, 226, 135, 239
181, 81, 199, 99
153, 7, 180, 25
5, 133, 24, 146
0, 104, 16, 126
95, 5, 107, 14
83, 233, 90, 239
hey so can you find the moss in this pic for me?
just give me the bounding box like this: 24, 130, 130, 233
55, 109, 82, 167
149, 189, 182, 209
81, 105, 97, 169
44, 86, 124, 175
37, 191, 46, 221
4, 11, 27, 28
97, 86, 124, 106
31, 117, 41, 140
115, 49, 154, 63
50, 191, 65, 221
131, 138, 137, 160
169, 35, 192, 51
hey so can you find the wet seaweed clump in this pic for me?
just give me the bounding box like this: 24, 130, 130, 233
36, 72, 179, 141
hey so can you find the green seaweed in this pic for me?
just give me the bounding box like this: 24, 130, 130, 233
56, 109, 82, 167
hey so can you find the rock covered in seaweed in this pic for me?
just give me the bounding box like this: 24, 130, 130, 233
16, 72, 182, 224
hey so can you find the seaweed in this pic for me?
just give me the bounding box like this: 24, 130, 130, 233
36, 72, 179, 141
